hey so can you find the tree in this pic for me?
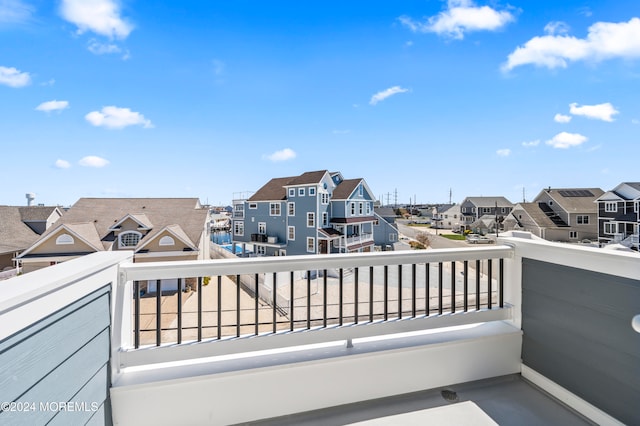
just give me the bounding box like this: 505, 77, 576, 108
415, 232, 430, 248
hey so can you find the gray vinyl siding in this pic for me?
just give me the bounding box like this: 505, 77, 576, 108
0, 285, 112, 425
521, 258, 640, 425
373, 217, 398, 248
287, 188, 318, 254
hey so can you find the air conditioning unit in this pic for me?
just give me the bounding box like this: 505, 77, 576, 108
267, 236, 277, 243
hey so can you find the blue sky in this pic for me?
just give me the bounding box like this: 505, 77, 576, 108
1, 0, 639, 207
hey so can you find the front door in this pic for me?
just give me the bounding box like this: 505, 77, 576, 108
319, 240, 328, 254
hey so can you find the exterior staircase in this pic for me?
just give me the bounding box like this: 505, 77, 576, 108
537, 203, 568, 227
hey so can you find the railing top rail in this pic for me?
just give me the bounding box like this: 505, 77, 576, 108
120, 245, 514, 282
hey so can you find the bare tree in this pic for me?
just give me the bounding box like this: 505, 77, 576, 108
415, 232, 430, 248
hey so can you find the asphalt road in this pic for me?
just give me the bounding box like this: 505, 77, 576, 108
396, 222, 469, 250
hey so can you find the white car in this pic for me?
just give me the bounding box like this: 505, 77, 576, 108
466, 234, 494, 244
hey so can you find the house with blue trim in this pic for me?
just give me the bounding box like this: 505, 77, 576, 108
232, 170, 398, 255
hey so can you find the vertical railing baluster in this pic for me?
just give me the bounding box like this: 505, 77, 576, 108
290, 271, 294, 332
236, 274, 241, 337
463, 261, 468, 312
451, 262, 456, 314
197, 277, 202, 342
475, 260, 481, 311
272, 272, 277, 334
306, 271, 311, 330
255, 273, 259, 336
425, 263, 430, 316
156, 280, 162, 346
339, 268, 344, 326
499, 258, 504, 308
323, 270, 328, 328
354, 267, 359, 324
384, 265, 388, 321
369, 266, 374, 323
398, 265, 403, 319
487, 259, 493, 310
177, 278, 183, 344
412, 263, 416, 318
217, 276, 222, 340
134, 280, 140, 349
438, 262, 443, 315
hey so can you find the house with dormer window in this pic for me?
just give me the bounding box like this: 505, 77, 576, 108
595, 182, 640, 249
232, 170, 397, 256
16, 198, 209, 290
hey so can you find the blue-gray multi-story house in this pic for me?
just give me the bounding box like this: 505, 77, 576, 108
232, 170, 398, 255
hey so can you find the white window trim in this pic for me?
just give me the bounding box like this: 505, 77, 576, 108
359, 202, 363, 215
288, 188, 296, 197
307, 212, 315, 228
366, 203, 370, 215
258, 222, 266, 235
159, 236, 175, 246
321, 193, 329, 204
119, 231, 142, 248
569, 231, 578, 239
270, 203, 281, 216
288, 202, 295, 216
56, 234, 74, 245
604, 222, 616, 234
309, 187, 316, 196
350, 202, 356, 215
604, 202, 617, 213
306, 237, 315, 253
256, 246, 266, 255
299, 188, 305, 196
234, 221, 244, 236
322, 212, 328, 226
576, 215, 589, 225
288, 226, 295, 241
248, 203, 257, 209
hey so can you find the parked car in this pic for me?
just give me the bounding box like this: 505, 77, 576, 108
466, 234, 494, 244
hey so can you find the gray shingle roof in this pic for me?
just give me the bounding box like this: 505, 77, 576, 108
18, 206, 59, 222
513, 203, 557, 228
463, 197, 513, 208
248, 177, 295, 201
286, 170, 327, 185
539, 188, 604, 212
0, 207, 43, 254
34, 198, 207, 251
332, 179, 361, 200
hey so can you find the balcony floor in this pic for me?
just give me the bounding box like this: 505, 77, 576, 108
250, 374, 594, 426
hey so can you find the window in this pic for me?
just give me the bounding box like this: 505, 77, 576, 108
350, 202, 356, 215
248, 203, 257, 209
258, 222, 266, 234
307, 212, 315, 227
234, 203, 244, 218
270, 203, 281, 216
309, 187, 316, 196
119, 231, 141, 248
358, 185, 363, 196
322, 212, 328, 226
453, 214, 457, 219
482, 207, 491, 214
299, 188, 305, 196
576, 215, 589, 225
501, 208, 507, 214
56, 234, 74, 245
366, 203, 371, 214
445, 215, 448, 219
234, 221, 244, 236
288, 188, 295, 197
321, 193, 329, 204
288, 202, 295, 216
635, 201, 639, 213
159, 236, 175, 246
604, 222, 617, 234
389, 233, 397, 241
256, 246, 266, 255
472, 207, 476, 213
569, 231, 578, 239
604, 202, 617, 212
307, 237, 315, 253
288, 226, 295, 241
359, 202, 363, 215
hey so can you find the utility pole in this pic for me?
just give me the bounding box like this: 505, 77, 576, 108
394, 188, 398, 208
449, 188, 452, 205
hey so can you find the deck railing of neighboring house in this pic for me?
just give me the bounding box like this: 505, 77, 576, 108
115, 246, 512, 369
342, 232, 374, 247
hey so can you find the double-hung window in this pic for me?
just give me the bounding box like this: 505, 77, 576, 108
270, 203, 281, 216
604, 202, 617, 213
307, 212, 315, 227
288, 202, 295, 216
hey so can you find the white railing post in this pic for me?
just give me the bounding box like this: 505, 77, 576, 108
111, 257, 134, 382
498, 237, 523, 329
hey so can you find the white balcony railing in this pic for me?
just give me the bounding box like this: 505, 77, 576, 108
341, 232, 374, 247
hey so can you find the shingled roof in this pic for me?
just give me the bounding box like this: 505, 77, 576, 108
332, 179, 362, 200
538, 188, 604, 212
0, 206, 59, 255
32, 198, 207, 251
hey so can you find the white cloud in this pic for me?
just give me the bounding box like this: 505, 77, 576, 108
85, 106, 153, 129
554, 113, 571, 123
79, 155, 109, 167
399, 0, 514, 40
569, 102, 619, 122
503, 18, 640, 71
545, 132, 587, 149
522, 140, 540, 147
496, 148, 511, 157
55, 159, 71, 169
544, 21, 570, 36
88, 39, 121, 55
36, 100, 69, 113
60, 0, 133, 39
0, 66, 30, 87
0, 0, 34, 24
264, 148, 296, 162
370, 86, 409, 105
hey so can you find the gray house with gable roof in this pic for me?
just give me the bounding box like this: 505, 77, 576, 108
232, 170, 397, 256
